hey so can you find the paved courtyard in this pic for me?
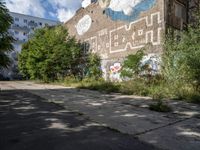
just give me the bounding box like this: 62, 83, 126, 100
1, 81, 200, 150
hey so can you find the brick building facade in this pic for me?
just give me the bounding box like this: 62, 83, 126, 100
65, 0, 189, 80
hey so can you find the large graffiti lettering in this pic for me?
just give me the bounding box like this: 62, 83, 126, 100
110, 12, 162, 53
84, 12, 162, 56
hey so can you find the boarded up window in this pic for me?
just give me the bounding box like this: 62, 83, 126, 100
175, 2, 187, 21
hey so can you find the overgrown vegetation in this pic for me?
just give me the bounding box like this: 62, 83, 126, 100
0, 1, 14, 69
19, 26, 81, 82
160, 8, 200, 103
84, 11, 200, 104
19, 8, 200, 106
19, 26, 102, 82
120, 50, 144, 78
85, 54, 102, 80
67, 21, 200, 104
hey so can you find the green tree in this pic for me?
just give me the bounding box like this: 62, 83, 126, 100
86, 53, 102, 79
18, 25, 82, 82
120, 50, 144, 78
162, 15, 200, 95
0, 1, 14, 69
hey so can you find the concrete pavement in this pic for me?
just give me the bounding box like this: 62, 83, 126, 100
1, 81, 200, 150
0, 90, 157, 150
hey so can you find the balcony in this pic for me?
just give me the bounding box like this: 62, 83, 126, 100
28, 21, 38, 28
11, 24, 30, 32
13, 38, 27, 44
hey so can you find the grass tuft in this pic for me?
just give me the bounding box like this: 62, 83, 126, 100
149, 100, 172, 112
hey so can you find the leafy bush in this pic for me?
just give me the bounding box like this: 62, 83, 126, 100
19, 25, 103, 83
19, 26, 83, 82
121, 50, 144, 78
161, 24, 200, 102
85, 53, 102, 79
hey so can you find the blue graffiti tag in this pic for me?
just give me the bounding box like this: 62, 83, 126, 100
105, 0, 156, 22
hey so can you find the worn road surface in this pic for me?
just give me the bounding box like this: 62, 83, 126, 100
0, 88, 157, 150
1, 81, 200, 150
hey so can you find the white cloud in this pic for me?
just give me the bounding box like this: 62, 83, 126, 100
48, 0, 82, 9
57, 8, 75, 22
109, 0, 142, 15
5, 0, 45, 18
5, 0, 84, 22
82, 0, 91, 8
47, 0, 82, 22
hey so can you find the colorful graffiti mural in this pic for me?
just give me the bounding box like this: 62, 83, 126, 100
100, 0, 156, 22
141, 54, 161, 75
109, 62, 122, 81
108, 55, 160, 81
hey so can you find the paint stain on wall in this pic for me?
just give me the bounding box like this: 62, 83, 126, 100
100, 0, 156, 22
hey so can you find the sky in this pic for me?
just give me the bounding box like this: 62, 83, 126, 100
5, 0, 92, 22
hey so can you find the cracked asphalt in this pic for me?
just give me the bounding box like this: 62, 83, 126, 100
1, 81, 200, 150
0, 90, 158, 150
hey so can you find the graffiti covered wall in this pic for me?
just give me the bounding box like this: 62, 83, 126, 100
101, 0, 156, 22
65, 0, 165, 80
109, 62, 122, 81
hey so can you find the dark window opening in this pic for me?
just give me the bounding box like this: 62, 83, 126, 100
175, 2, 187, 21
15, 18, 19, 21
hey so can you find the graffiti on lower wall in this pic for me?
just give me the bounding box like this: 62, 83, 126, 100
84, 12, 162, 57
109, 62, 122, 81
99, 0, 156, 22
108, 54, 160, 81
140, 53, 161, 75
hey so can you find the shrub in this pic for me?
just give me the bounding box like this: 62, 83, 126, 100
19, 26, 83, 82
85, 53, 102, 80
121, 50, 144, 78
149, 100, 172, 112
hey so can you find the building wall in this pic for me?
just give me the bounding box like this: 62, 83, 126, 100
65, 0, 165, 80
1, 12, 59, 80
165, 0, 188, 30
9, 12, 59, 52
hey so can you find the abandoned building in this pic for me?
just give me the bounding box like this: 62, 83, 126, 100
65, 0, 191, 81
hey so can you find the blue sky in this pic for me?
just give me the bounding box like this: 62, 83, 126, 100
5, 0, 91, 22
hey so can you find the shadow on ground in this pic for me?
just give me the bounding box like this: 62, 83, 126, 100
0, 90, 158, 150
